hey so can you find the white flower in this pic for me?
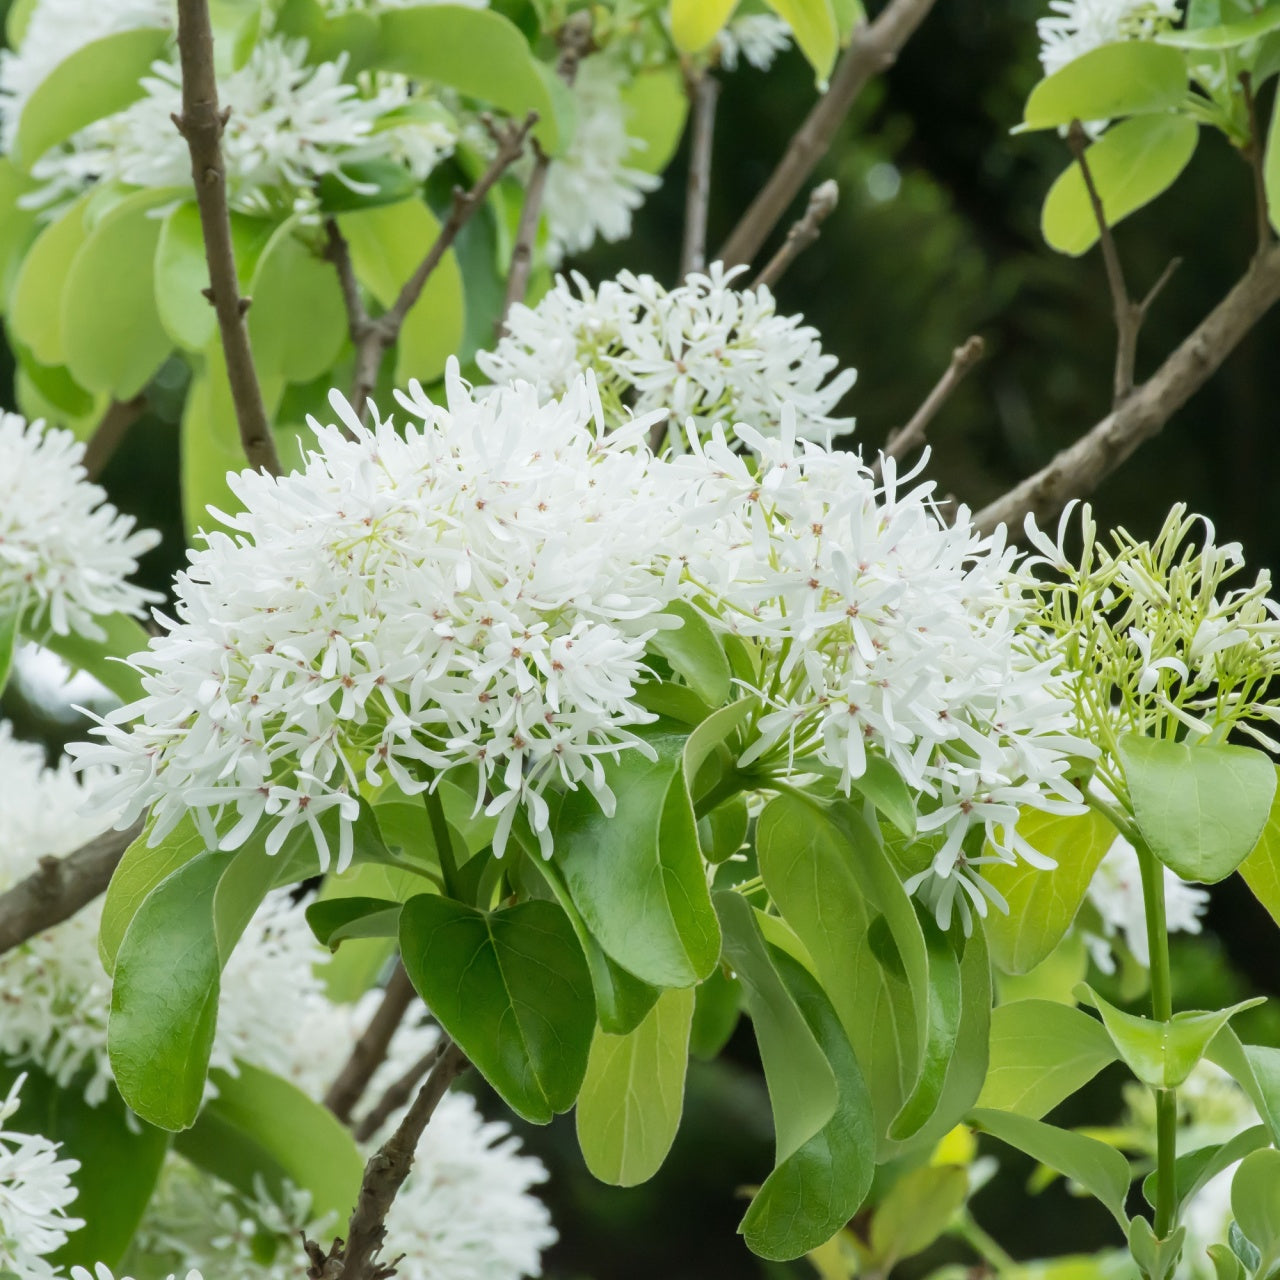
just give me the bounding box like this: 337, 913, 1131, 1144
72, 361, 680, 869
716, 14, 792, 71
668, 424, 1086, 930
0, 0, 172, 153
1083, 831, 1208, 971
0, 1074, 84, 1280
480, 263, 855, 451
1037, 0, 1182, 75
29, 37, 456, 215
0, 415, 158, 639
71, 1267, 203, 1280
541, 54, 659, 262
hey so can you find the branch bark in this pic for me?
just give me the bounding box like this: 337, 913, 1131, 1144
173, 0, 280, 476
751, 179, 839, 290
306, 1040, 470, 1280
1240, 72, 1273, 255
324, 961, 417, 1124
975, 240, 1280, 535
679, 71, 720, 279
0, 818, 143, 957
717, 0, 938, 269
354, 1043, 441, 1144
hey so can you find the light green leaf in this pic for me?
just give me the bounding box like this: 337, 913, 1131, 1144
1119, 735, 1277, 882
832, 0, 865, 42
978, 999, 1119, 1118
618, 66, 689, 177
869, 1164, 969, 1270
552, 729, 719, 989
1127, 1217, 1185, 1280
690, 965, 741, 1060
983, 808, 1116, 975
9, 193, 91, 366
969, 1108, 1132, 1231
1240, 767, 1280, 923
13, 27, 169, 169
1232, 1148, 1280, 1262
14, 345, 99, 428
670, 0, 739, 53
1141, 1125, 1270, 1217
398, 893, 595, 1123
316, 158, 420, 214
1207, 1029, 1280, 1146
154, 203, 217, 352
648, 601, 732, 708
0, 610, 16, 697
0, 158, 40, 312
1158, 6, 1280, 47
1207, 1242, 1247, 1280
337, 198, 466, 387
1265, 81, 1280, 235
1081, 984, 1264, 1089
176, 1062, 362, 1234
40, 609, 150, 705
764, 0, 838, 80
62, 191, 172, 398
372, 6, 566, 153
1021, 42, 1189, 130
1043, 115, 1198, 256
575, 986, 695, 1186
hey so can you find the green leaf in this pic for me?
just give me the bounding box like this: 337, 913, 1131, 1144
9, 193, 91, 366
13, 27, 169, 169
247, 219, 347, 386
0, 159, 40, 312
1208, 1242, 1247, 1280
575, 986, 695, 1186
0, 1062, 167, 1270
648, 601, 732, 708
108, 846, 275, 1129
1240, 767, 1280, 924
316, 159, 421, 214
153, 203, 217, 352
1159, 6, 1280, 47
1127, 1217, 1185, 1280
306, 895, 403, 950
13, 345, 99, 429
978, 999, 1119, 1119
1021, 42, 1189, 130
1119, 735, 1277, 882
1207, 1029, 1280, 1146
337, 198, 465, 387
763, 0, 839, 80
869, 1164, 969, 1270
689, 965, 741, 1059
739, 946, 876, 1261
398, 893, 595, 1122
62, 191, 172, 399
176, 1062, 362, 1233
552, 729, 719, 988
969, 1108, 1132, 1231
714, 889, 838, 1163
1233, 1148, 1280, 1262
1080, 984, 1264, 1089
850, 756, 917, 839
832, 0, 865, 42
983, 809, 1118, 974
669, 0, 739, 53
372, 6, 566, 153
1043, 115, 1198, 256
618, 66, 688, 177
1142, 1125, 1270, 1218
1265, 85, 1280, 236
699, 793, 749, 863
40, 609, 150, 705
0, 610, 16, 697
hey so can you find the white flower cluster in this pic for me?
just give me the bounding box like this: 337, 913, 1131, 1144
72, 1267, 202, 1280
29, 36, 455, 215
480, 264, 856, 451
715, 13, 792, 72
0, 1075, 84, 1280
1037, 0, 1182, 75
76, 362, 678, 868
540, 54, 660, 262
669, 423, 1085, 929
0, 415, 158, 639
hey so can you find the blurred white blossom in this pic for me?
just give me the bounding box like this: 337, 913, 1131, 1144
1038, 0, 1182, 75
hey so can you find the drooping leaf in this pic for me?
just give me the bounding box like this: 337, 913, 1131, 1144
690, 964, 741, 1060
1021, 42, 1189, 130
1042, 114, 1198, 256
1119, 735, 1276, 882
763, 0, 839, 80
9, 193, 91, 366
868, 1164, 969, 1270
1241, 767, 1280, 924
1207, 1028, 1280, 1146
977, 999, 1119, 1118
306, 895, 403, 950
669, 0, 739, 53
398, 893, 595, 1123
575, 986, 695, 1186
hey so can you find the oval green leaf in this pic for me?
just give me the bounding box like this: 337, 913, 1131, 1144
670, 0, 739, 52
9, 193, 91, 366
1232, 1148, 1280, 1257
764, 0, 839, 80
1022, 42, 1189, 131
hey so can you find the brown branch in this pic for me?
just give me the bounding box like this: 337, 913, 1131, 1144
354, 1043, 442, 1144
872, 334, 985, 482
717, 0, 938, 269
679, 71, 720, 279
172, 0, 279, 476
81, 397, 146, 480
0, 818, 143, 956
975, 240, 1280, 536
306, 1039, 470, 1280
324, 961, 417, 1124
751, 179, 839, 291
335, 115, 536, 420
1240, 72, 1273, 255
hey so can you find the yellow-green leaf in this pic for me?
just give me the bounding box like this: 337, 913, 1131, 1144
764, 0, 838, 81
670, 0, 739, 53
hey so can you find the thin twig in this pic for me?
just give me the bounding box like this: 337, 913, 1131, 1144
1240, 72, 1272, 255
354, 1044, 442, 1144
718, 0, 937, 269
305, 1040, 470, 1280
330, 114, 536, 420
975, 240, 1280, 535
750, 179, 839, 290
871, 335, 985, 482
0, 819, 143, 956
679, 70, 720, 279
324, 961, 418, 1124
172, 0, 280, 476
497, 12, 594, 332
81, 397, 146, 480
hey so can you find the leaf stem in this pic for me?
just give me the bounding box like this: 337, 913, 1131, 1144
954, 1209, 1017, 1272
424, 786, 460, 900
